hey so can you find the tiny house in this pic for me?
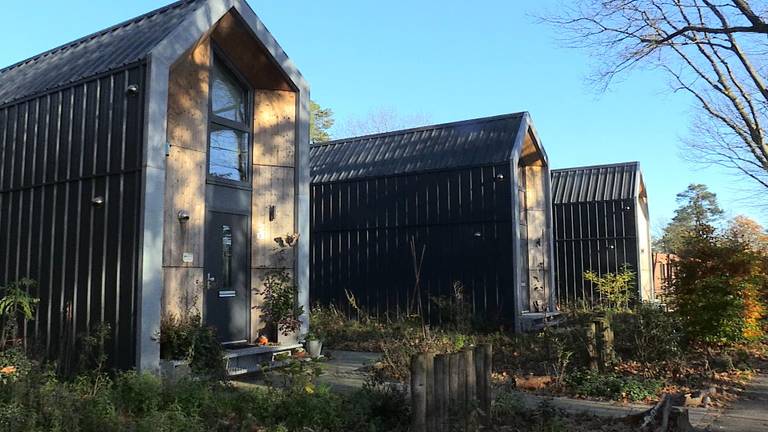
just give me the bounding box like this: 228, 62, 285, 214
551, 162, 653, 305
0, 0, 310, 372
310, 113, 556, 332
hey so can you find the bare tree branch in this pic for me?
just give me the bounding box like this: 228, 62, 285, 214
542, 0, 768, 194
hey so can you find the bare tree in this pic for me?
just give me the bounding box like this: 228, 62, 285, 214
338, 106, 431, 138
544, 0, 768, 191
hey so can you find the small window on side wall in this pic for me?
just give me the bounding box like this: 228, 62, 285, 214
208, 57, 250, 183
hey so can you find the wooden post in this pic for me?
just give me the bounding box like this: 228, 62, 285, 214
411, 353, 428, 432
603, 320, 615, 365
425, 352, 435, 432
586, 321, 598, 370
457, 352, 467, 416
464, 349, 477, 407
448, 353, 460, 421
593, 316, 613, 370
464, 349, 476, 431
474, 346, 486, 418
480, 344, 492, 417
434, 354, 449, 431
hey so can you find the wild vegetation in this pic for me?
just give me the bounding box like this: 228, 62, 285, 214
0, 292, 410, 432
0, 365, 411, 432
311, 185, 767, 409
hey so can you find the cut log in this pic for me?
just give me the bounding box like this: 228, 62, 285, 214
624, 393, 694, 432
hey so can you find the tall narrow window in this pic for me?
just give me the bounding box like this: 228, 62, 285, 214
209, 58, 250, 182
222, 225, 233, 289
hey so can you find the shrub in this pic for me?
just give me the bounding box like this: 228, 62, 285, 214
135, 404, 204, 432
160, 313, 198, 360
77, 390, 120, 432
0, 348, 33, 384
491, 389, 569, 432
491, 384, 525, 420
273, 385, 346, 431
160, 313, 226, 378
258, 270, 304, 336
430, 281, 474, 331
0, 279, 39, 348
0, 402, 31, 432
309, 304, 387, 351
113, 372, 163, 416
612, 304, 685, 363
672, 223, 767, 346
583, 266, 635, 311
482, 326, 590, 378
565, 369, 663, 401
344, 384, 410, 432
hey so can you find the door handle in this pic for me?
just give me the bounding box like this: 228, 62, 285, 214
206, 273, 216, 290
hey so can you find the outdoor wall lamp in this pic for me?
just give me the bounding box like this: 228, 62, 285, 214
91, 196, 104, 207
177, 210, 190, 223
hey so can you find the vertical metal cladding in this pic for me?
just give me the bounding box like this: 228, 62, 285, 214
310, 164, 515, 323
0, 63, 146, 369
550, 163, 641, 305
552, 199, 638, 304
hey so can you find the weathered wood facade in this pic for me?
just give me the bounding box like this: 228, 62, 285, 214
0, 0, 310, 372
310, 113, 555, 332
162, 10, 300, 344
551, 162, 653, 305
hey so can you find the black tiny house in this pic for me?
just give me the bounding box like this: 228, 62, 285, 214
551, 162, 653, 305
310, 113, 555, 332
0, 0, 311, 372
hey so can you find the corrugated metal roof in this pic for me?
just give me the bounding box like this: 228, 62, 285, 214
551, 162, 641, 203
0, 0, 206, 107
310, 113, 526, 183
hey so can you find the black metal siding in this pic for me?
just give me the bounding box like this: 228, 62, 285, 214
553, 199, 638, 304
551, 163, 641, 305
0, 64, 146, 369
310, 164, 515, 323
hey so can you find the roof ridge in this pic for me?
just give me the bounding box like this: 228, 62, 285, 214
310, 112, 527, 149
552, 161, 640, 172
0, 0, 202, 75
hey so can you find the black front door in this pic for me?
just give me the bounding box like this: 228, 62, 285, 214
204, 211, 249, 344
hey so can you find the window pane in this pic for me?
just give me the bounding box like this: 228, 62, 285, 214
209, 125, 248, 181
212, 61, 246, 123
222, 225, 232, 289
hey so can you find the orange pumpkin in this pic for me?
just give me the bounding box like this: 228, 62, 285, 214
257, 335, 269, 346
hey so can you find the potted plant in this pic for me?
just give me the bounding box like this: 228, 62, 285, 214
159, 312, 226, 381
304, 308, 325, 358
305, 329, 323, 359
257, 269, 303, 341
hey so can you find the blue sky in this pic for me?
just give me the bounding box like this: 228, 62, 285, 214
2, 0, 765, 229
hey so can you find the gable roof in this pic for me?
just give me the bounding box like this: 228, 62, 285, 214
0, 0, 206, 107
551, 162, 642, 204
310, 112, 528, 183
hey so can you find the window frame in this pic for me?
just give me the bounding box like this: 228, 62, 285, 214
206, 46, 253, 188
